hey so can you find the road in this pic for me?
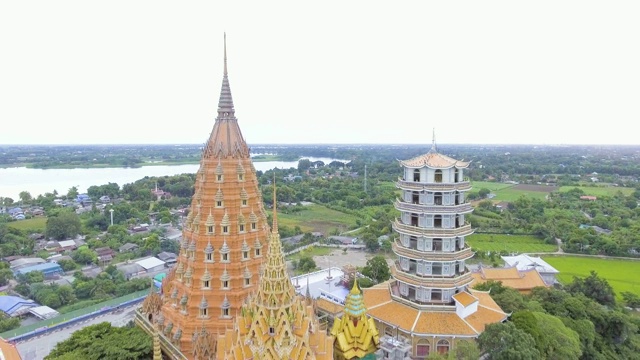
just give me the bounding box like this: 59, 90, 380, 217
16, 304, 139, 360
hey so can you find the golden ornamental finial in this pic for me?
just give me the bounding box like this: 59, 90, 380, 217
224, 32, 228, 76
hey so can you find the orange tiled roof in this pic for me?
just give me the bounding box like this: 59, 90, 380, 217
464, 304, 509, 333
400, 151, 470, 169
367, 301, 419, 331
413, 311, 477, 336
452, 291, 478, 307
362, 286, 392, 309
363, 286, 508, 337
472, 267, 547, 292
316, 298, 344, 315
469, 289, 503, 313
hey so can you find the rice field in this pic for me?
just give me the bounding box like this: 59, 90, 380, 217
467, 233, 557, 253
6, 217, 47, 232
267, 204, 359, 234
543, 255, 640, 298
558, 186, 634, 197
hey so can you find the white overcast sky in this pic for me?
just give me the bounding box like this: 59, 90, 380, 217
1, 1, 639, 146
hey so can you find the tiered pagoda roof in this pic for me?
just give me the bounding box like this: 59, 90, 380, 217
138, 34, 271, 358
216, 185, 334, 360
330, 278, 380, 360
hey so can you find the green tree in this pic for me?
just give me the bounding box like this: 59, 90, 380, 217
566, 271, 616, 306
0, 268, 13, 287
46, 211, 82, 240
296, 256, 317, 273
450, 339, 480, 360
478, 322, 541, 360
18, 191, 32, 204
361, 255, 390, 283
72, 246, 97, 265
621, 291, 640, 308
512, 311, 581, 360
67, 186, 79, 200
45, 322, 152, 360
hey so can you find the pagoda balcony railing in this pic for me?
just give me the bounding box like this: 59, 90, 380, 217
396, 178, 472, 192
391, 262, 473, 289
394, 199, 473, 214
393, 220, 474, 237
387, 282, 457, 313
392, 239, 474, 261
135, 310, 188, 360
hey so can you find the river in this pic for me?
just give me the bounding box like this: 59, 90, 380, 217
0, 157, 346, 200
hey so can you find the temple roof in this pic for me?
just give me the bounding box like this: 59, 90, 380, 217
471, 266, 548, 293
362, 284, 508, 336
400, 149, 470, 169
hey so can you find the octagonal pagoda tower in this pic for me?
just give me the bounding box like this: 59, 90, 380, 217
138, 35, 270, 358
391, 142, 474, 305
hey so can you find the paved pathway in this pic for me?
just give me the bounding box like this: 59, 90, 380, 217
16, 305, 138, 360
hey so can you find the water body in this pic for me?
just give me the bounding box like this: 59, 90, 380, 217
0, 157, 347, 200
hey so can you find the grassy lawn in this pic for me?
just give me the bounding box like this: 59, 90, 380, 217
6, 217, 47, 232
467, 233, 557, 253
543, 256, 640, 298
558, 186, 634, 197
268, 204, 359, 234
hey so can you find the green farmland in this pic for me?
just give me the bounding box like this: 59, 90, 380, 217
543, 256, 640, 298
558, 185, 634, 197
267, 204, 359, 234
6, 217, 47, 232
471, 182, 555, 201
467, 233, 557, 253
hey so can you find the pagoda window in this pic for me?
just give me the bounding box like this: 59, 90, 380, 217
223, 308, 229, 317
434, 170, 443, 183
399, 282, 409, 296
417, 237, 425, 251
443, 263, 450, 275
409, 236, 418, 250
222, 253, 229, 262
433, 238, 443, 251
200, 308, 208, 317
203, 280, 210, 289
413, 169, 420, 182
222, 225, 229, 234
242, 199, 248, 207
432, 289, 442, 301
216, 200, 223, 208
239, 224, 245, 233
434, 192, 443, 205
222, 280, 229, 289
269, 327, 275, 336
434, 215, 442, 228
244, 278, 250, 286
432, 263, 442, 275
238, 173, 244, 181
416, 340, 431, 357
401, 235, 409, 247
454, 191, 460, 205
457, 236, 464, 249
443, 239, 451, 251
411, 214, 419, 227
454, 168, 460, 183
424, 262, 432, 275
436, 340, 449, 355
207, 225, 213, 234
217, 174, 223, 182
412, 191, 419, 204
251, 222, 256, 231
255, 248, 261, 257
384, 327, 394, 337
243, 250, 249, 260
206, 252, 213, 262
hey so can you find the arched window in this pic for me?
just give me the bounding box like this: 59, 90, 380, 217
413, 169, 420, 182
434, 169, 443, 183
436, 339, 449, 354
416, 339, 430, 358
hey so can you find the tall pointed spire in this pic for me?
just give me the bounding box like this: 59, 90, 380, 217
431, 128, 437, 152
272, 174, 278, 233
223, 32, 228, 76
204, 33, 249, 159
217, 33, 235, 114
